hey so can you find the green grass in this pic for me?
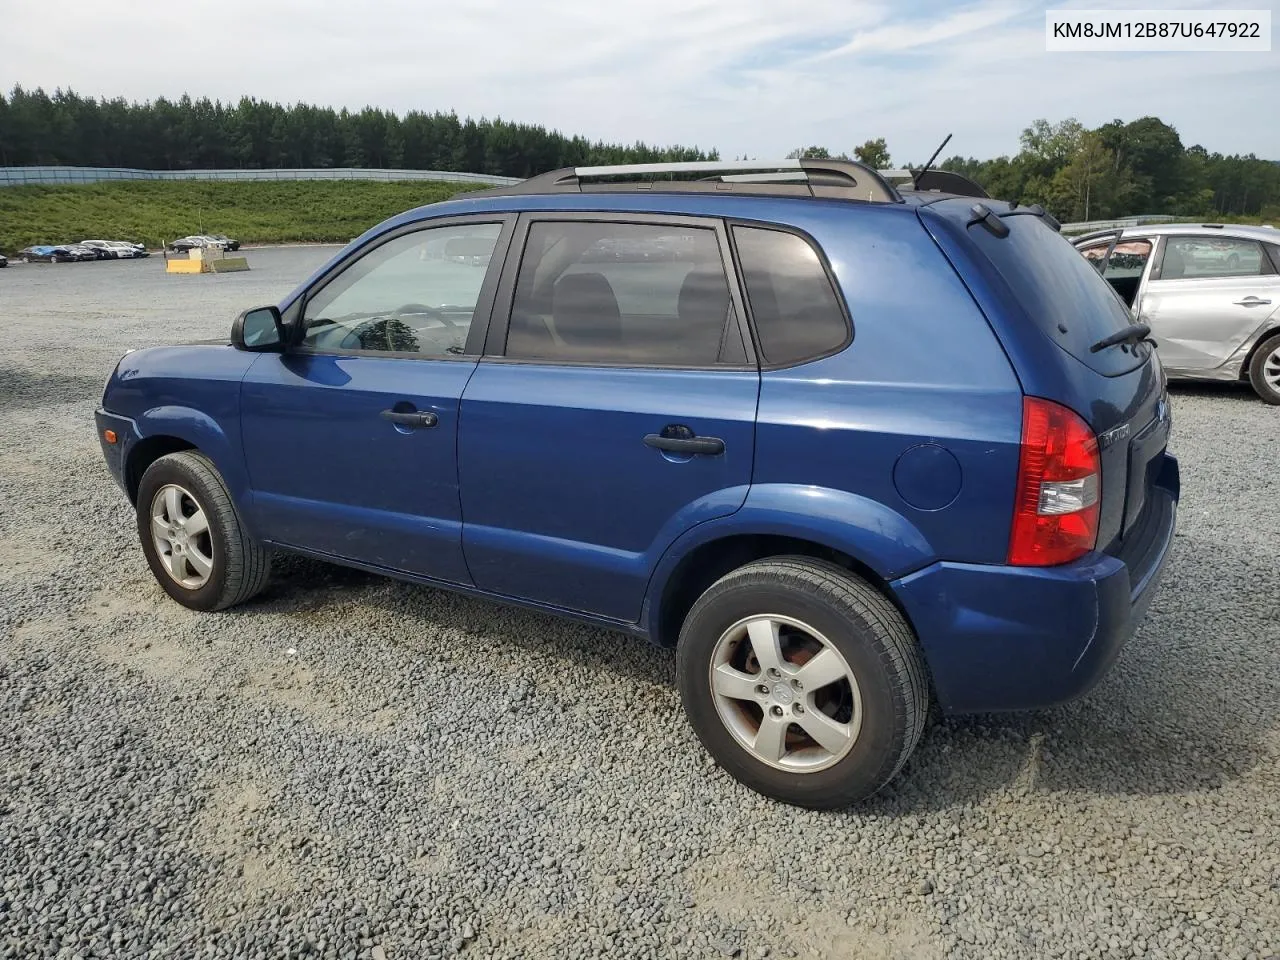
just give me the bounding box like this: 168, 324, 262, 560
0, 179, 488, 253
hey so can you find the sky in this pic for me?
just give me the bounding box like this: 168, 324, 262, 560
1, 0, 1277, 164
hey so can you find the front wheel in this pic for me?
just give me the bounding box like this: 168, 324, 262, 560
1248, 332, 1280, 405
676, 557, 929, 808
136, 451, 270, 611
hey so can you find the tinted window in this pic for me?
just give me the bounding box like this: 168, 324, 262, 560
1161, 236, 1268, 279
505, 221, 736, 365
732, 227, 848, 366
301, 222, 501, 356
969, 214, 1142, 376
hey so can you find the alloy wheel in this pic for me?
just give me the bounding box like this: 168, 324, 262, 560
708, 614, 863, 773
1264, 345, 1280, 393
149, 484, 214, 589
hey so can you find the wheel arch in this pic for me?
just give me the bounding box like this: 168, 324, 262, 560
124, 405, 247, 507
125, 435, 196, 503
646, 531, 919, 649
1239, 325, 1280, 380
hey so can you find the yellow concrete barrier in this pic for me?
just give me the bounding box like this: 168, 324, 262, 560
165, 253, 250, 274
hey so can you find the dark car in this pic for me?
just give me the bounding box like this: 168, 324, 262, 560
20, 245, 74, 263
78, 241, 119, 260
209, 234, 240, 251
63, 244, 99, 262
0, 254, 7, 268
95, 159, 1178, 809
168, 236, 217, 252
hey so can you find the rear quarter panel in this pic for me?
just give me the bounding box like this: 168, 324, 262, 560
747, 203, 1025, 569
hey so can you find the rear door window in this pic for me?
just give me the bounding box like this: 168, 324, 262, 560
504, 220, 741, 366
732, 226, 849, 366
1158, 236, 1272, 279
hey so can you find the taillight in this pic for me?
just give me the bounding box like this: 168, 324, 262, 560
1008, 397, 1101, 566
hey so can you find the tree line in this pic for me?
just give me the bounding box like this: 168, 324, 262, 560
784, 122, 1278, 223
942, 117, 1280, 222
2, 87, 1277, 222
0, 86, 715, 177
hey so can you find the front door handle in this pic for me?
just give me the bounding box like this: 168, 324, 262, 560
1234, 297, 1272, 306
644, 430, 725, 456
380, 409, 438, 428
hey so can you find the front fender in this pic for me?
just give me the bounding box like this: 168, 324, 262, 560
130, 406, 251, 508
641, 483, 935, 638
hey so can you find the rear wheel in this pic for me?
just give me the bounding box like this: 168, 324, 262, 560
676, 557, 928, 808
1247, 332, 1280, 405
136, 451, 270, 611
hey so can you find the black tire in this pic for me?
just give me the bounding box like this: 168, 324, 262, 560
677, 557, 928, 809
1247, 332, 1280, 405
135, 451, 270, 611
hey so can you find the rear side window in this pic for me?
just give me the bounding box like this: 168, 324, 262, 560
733, 227, 848, 366
1160, 236, 1271, 279
970, 214, 1141, 376
505, 221, 739, 366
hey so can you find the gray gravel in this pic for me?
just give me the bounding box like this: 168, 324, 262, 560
2, 248, 1279, 960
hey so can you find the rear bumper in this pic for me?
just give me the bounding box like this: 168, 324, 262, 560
892, 453, 1179, 714
94, 409, 140, 497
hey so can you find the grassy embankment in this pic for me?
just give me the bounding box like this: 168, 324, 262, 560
0, 179, 487, 254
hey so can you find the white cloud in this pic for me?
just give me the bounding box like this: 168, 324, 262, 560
0, 0, 1275, 164
814, 1, 1023, 58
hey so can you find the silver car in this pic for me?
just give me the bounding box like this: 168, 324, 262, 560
1073, 224, 1280, 403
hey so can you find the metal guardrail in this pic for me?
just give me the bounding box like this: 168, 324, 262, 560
0, 166, 521, 187
1059, 215, 1182, 235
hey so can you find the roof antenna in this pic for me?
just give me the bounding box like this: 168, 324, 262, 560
912, 133, 953, 190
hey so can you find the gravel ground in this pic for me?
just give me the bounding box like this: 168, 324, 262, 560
1, 248, 1278, 960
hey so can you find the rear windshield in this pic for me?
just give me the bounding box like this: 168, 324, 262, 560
969, 214, 1144, 376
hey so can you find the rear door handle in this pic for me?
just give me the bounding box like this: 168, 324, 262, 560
1234, 297, 1272, 306
644, 433, 725, 456
380, 409, 438, 428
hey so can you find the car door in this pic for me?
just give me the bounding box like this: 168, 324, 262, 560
240, 216, 514, 583
457, 213, 759, 622
1139, 234, 1280, 372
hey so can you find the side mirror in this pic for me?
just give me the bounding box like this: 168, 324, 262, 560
232, 306, 285, 351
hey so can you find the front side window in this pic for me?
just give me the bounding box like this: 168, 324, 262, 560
1161, 236, 1268, 280
732, 226, 848, 366
1081, 238, 1153, 279
301, 222, 502, 356
504, 221, 739, 365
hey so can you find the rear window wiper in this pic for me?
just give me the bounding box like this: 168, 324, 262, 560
1090, 322, 1151, 354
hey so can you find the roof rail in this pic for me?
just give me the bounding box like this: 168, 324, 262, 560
473, 159, 902, 204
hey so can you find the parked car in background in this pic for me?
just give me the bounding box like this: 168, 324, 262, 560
79, 240, 147, 259
169, 236, 225, 252
79, 240, 120, 260
21, 245, 79, 263
209, 234, 240, 251
64, 244, 100, 262
96, 159, 1178, 809
0, 254, 7, 268
1074, 224, 1280, 403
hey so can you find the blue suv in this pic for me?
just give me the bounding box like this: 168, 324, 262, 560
96, 160, 1179, 808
